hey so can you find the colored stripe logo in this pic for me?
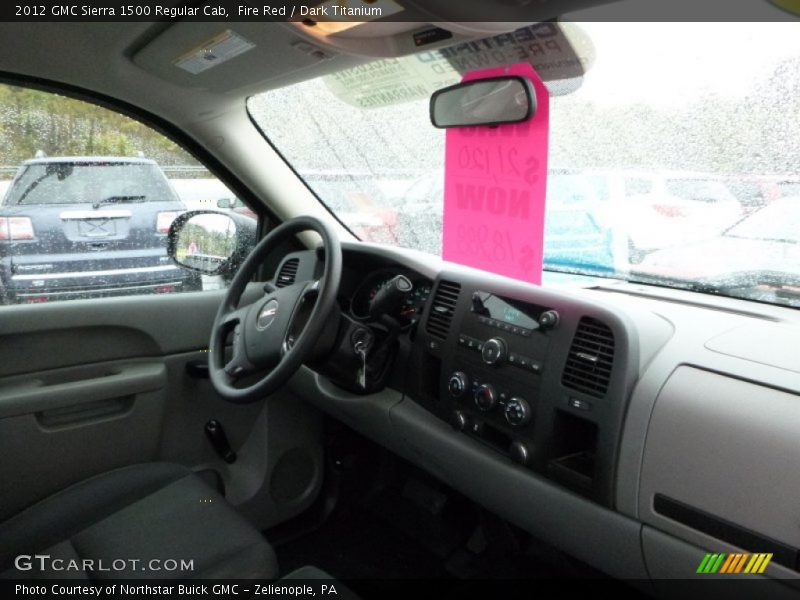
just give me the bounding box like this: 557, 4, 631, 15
697, 553, 772, 574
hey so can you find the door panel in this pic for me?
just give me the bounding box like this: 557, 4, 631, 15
0, 360, 165, 417
0, 291, 229, 375
0, 284, 324, 529
0, 381, 165, 521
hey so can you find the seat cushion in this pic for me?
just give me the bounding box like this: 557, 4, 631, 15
0, 462, 277, 580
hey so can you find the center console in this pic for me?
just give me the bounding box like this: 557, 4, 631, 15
409, 276, 637, 507
445, 290, 556, 468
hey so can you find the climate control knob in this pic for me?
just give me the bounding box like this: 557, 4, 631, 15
504, 397, 532, 427
447, 371, 469, 398
481, 338, 507, 366
474, 383, 497, 412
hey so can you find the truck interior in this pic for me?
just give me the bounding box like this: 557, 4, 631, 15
0, 1, 799, 598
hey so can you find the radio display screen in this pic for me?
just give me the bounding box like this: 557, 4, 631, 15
472, 291, 541, 331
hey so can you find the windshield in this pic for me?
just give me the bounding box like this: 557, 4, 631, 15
4, 163, 178, 206
248, 22, 800, 308
726, 200, 800, 244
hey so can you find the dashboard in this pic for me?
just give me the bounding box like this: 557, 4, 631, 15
276, 242, 800, 591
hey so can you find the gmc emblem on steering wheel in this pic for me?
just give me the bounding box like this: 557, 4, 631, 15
256, 300, 279, 330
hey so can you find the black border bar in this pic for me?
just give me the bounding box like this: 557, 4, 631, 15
2, 0, 799, 22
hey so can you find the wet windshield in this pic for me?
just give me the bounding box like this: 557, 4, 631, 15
248, 22, 800, 308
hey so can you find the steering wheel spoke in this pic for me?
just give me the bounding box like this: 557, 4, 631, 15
302, 279, 321, 296
219, 305, 251, 329
222, 322, 256, 379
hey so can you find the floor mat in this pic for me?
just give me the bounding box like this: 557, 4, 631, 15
272, 422, 637, 587
277, 502, 452, 579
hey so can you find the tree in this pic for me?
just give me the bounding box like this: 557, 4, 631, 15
0, 84, 201, 176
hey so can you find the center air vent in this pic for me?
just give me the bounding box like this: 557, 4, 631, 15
275, 258, 299, 288
426, 280, 461, 340
562, 317, 615, 398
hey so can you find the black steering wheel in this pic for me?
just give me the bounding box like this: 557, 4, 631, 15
208, 216, 341, 403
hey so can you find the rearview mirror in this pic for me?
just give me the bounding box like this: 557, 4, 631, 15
167, 211, 255, 276
216, 198, 235, 209
430, 76, 535, 129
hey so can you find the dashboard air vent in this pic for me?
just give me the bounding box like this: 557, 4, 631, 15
426, 280, 461, 340
275, 258, 299, 288
562, 317, 615, 398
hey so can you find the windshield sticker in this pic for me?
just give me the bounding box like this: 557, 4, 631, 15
441, 63, 550, 285
322, 23, 591, 109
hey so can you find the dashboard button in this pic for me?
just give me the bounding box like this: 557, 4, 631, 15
538, 310, 560, 330
509, 441, 531, 466
451, 410, 470, 431
481, 338, 507, 366
474, 384, 497, 412
568, 397, 592, 411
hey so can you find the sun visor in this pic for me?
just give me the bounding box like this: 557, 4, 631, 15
132, 22, 340, 92
323, 22, 594, 109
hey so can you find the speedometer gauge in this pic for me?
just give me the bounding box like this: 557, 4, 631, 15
351, 271, 432, 324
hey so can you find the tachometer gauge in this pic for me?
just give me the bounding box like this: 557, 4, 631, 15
399, 283, 432, 323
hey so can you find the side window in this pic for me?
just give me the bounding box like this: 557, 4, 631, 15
0, 83, 254, 305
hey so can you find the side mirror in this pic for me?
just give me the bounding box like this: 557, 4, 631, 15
430, 76, 535, 129
216, 197, 235, 209
167, 210, 256, 276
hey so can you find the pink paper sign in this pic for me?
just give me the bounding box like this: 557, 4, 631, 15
441, 63, 550, 284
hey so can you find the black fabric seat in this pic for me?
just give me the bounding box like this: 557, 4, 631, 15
0, 462, 278, 580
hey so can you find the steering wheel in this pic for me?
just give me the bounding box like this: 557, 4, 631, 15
208, 216, 341, 403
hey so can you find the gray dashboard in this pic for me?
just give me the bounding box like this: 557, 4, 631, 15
281, 241, 800, 591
